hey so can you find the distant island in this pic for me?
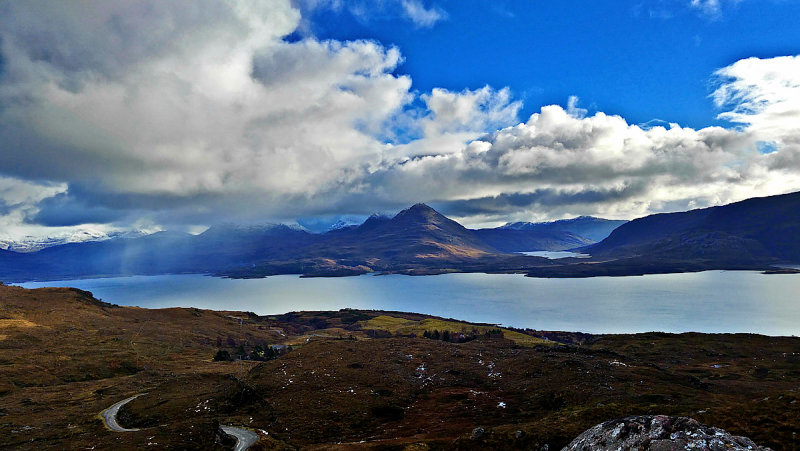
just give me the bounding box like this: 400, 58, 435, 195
0, 191, 798, 282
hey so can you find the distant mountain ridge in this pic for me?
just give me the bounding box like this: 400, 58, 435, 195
502, 216, 628, 242
587, 191, 800, 262
525, 191, 800, 277
1, 193, 798, 281
0, 229, 150, 253
472, 215, 624, 253
0, 204, 514, 281
472, 228, 593, 253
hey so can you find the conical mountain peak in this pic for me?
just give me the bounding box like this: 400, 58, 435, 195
393, 203, 442, 221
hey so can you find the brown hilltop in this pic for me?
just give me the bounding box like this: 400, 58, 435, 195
321, 203, 500, 260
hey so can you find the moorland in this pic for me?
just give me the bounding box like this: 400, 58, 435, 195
1, 285, 798, 449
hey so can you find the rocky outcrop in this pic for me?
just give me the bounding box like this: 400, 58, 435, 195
563, 415, 772, 451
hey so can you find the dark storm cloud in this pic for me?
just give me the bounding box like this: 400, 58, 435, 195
28, 192, 128, 227
433, 183, 649, 218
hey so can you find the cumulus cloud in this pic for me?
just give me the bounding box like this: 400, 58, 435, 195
0, 1, 799, 236
364, 103, 791, 223
358, 53, 800, 224
390, 86, 522, 160
0, 2, 402, 201
0, 0, 506, 229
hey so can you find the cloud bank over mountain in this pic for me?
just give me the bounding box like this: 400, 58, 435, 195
0, 1, 798, 236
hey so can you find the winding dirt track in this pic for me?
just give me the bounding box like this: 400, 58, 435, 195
99, 394, 145, 432
99, 394, 258, 450
220, 425, 259, 451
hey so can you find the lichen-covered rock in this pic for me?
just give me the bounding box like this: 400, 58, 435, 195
562, 415, 772, 451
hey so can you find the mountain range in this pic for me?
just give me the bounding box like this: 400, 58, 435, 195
501, 216, 628, 242
0, 204, 605, 281
526, 191, 800, 277
0, 229, 149, 253
0, 191, 798, 282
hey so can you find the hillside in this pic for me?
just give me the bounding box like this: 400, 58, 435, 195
317, 203, 501, 261
0, 225, 320, 282
588, 191, 800, 261
0, 285, 796, 449
524, 191, 800, 277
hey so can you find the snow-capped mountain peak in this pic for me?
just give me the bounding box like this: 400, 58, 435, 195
0, 229, 151, 253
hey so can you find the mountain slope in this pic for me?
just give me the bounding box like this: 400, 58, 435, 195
0, 225, 319, 282
315, 203, 503, 262
193, 223, 318, 264
588, 191, 800, 262
222, 204, 531, 277
0, 229, 149, 253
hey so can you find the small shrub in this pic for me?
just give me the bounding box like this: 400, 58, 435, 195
371, 405, 405, 420
213, 349, 232, 361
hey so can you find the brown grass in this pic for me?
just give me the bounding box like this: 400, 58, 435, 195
0, 285, 798, 450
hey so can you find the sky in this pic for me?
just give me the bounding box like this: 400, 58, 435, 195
1, 0, 800, 238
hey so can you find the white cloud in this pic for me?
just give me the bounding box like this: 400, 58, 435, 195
689, 0, 745, 18
0, 0, 501, 231
400, 0, 447, 28
713, 55, 800, 137
690, 0, 722, 15
364, 105, 778, 221
566, 95, 587, 119
295, 0, 446, 28
0, 176, 68, 240
0, 1, 799, 235
361, 53, 800, 223
390, 86, 521, 159
0, 2, 407, 199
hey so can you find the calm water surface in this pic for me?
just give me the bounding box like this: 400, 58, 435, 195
18, 271, 800, 336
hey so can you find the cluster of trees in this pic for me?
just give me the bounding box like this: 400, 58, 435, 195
213, 344, 292, 362
421, 328, 504, 343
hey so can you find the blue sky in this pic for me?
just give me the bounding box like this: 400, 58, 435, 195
0, 0, 799, 238
300, 0, 800, 129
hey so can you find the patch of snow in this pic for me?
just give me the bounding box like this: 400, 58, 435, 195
0, 228, 151, 252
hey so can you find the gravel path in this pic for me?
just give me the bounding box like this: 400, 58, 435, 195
99, 394, 145, 432
100, 394, 258, 450
220, 425, 259, 451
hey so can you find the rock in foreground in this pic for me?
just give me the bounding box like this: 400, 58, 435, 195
563, 415, 771, 451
